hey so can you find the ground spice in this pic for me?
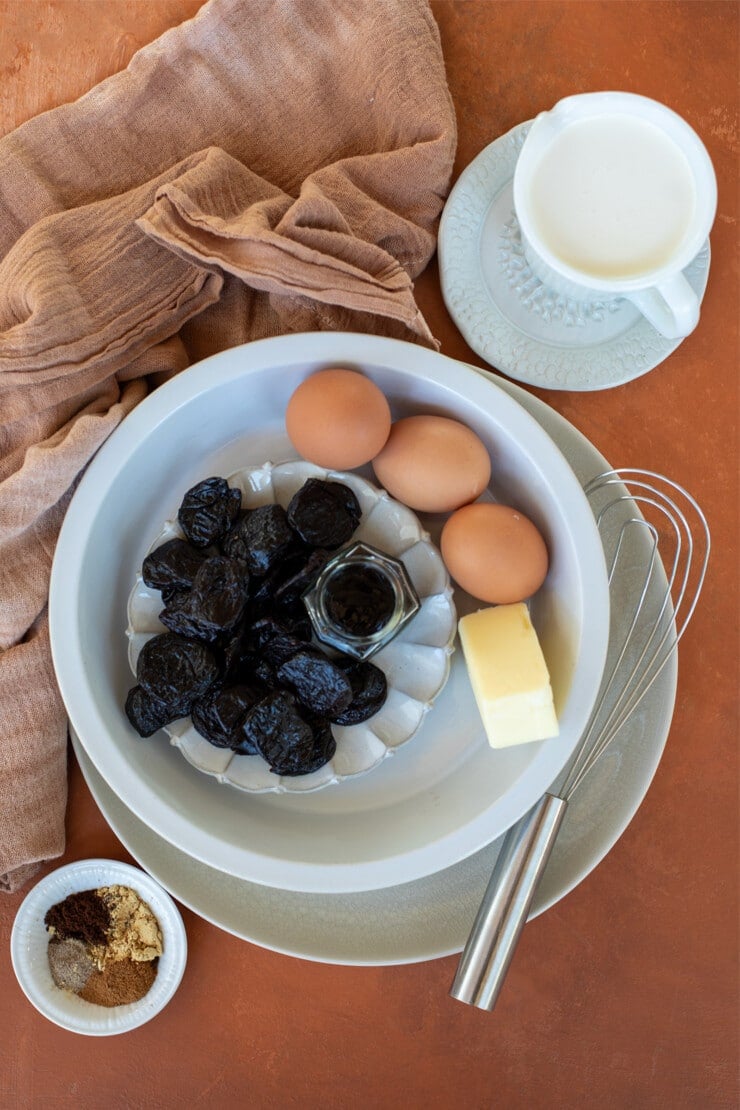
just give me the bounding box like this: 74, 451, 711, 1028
78, 957, 159, 1007
44, 889, 110, 946
47, 936, 95, 993
91, 885, 163, 968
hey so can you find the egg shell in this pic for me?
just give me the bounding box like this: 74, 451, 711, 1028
371, 415, 491, 513
286, 368, 391, 470
441, 502, 549, 605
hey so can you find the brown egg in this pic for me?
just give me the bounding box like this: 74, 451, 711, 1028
371, 415, 491, 513
286, 368, 391, 470
440, 503, 549, 604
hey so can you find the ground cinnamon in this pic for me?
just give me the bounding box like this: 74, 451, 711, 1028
78, 956, 159, 1007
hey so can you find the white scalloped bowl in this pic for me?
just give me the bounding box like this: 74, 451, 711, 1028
49, 333, 609, 894
126, 461, 456, 793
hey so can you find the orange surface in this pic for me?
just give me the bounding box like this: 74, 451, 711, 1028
0, 2, 737, 1107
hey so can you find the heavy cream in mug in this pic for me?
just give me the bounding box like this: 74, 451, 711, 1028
525, 115, 696, 281
513, 92, 717, 339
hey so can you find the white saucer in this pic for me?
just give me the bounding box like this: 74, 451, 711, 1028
439, 122, 711, 391
69, 377, 677, 965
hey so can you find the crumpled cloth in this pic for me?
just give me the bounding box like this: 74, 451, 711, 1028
0, 0, 456, 891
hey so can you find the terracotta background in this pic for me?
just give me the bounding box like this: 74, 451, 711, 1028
0, 2, 737, 1107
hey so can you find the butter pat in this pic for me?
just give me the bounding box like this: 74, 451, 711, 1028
459, 603, 559, 748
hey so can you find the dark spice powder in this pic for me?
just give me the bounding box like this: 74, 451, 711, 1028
44, 889, 110, 946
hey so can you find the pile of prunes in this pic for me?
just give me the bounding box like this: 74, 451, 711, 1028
125, 475, 388, 777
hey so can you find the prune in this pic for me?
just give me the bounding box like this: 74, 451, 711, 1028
241, 690, 312, 767
303, 720, 338, 775
247, 544, 315, 610
253, 658, 278, 689
222, 504, 294, 576
230, 732, 261, 757
332, 659, 388, 725
270, 717, 337, 776
241, 691, 335, 775
178, 477, 241, 548
272, 548, 332, 609
247, 616, 304, 667
276, 649, 353, 717
142, 538, 205, 592
277, 606, 313, 642
125, 684, 174, 737
321, 481, 363, 523
160, 585, 190, 607
160, 556, 249, 643
158, 593, 195, 638
136, 632, 218, 715
191, 684, 262, 750
217, 621, 242, 672
286, 479, 361, 548
220, 509, 251, 564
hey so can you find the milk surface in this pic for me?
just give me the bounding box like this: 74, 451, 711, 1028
527, 115, 696, 279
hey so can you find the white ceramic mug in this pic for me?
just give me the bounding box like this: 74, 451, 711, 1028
513, 91, 717, 339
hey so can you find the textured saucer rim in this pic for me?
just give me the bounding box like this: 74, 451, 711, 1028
439, 120, 711, 391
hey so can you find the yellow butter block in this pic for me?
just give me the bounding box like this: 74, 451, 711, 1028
458, 603, 559, 748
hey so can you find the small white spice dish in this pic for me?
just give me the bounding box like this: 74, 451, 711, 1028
10, 859, 187, 1036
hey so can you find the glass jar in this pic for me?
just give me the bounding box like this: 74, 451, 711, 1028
302, 542, 420, 661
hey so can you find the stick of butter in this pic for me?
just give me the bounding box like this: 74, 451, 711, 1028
458, 603, 559, 748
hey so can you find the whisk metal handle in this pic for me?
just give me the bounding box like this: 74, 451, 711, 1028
450, 793, 567, 1010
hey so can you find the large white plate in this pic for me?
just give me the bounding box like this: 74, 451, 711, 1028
49, 334, 609, 893
69, 378, 676, 965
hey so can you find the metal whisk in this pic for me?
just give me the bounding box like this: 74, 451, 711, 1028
450, 468, 710, 1010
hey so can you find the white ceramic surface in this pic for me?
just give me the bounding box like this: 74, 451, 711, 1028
10, 859, 187, 1034
49, 332, 609, 894
126, 459, 456, 793
69, 377, 677, 965
439, 121, 710, 390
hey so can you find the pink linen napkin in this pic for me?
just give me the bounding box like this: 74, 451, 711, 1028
0, 0, 456, 890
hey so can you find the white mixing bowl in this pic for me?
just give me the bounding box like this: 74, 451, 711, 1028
49, 333, 609, 893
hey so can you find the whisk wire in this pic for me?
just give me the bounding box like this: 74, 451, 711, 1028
560, 519, 659, 796
563, 469, 709, 798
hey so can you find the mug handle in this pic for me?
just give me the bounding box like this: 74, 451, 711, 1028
627, 272, 699, 340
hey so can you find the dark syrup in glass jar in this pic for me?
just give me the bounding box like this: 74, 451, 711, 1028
303, 542, 421, 661
323, 564, 396, 637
